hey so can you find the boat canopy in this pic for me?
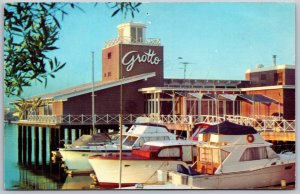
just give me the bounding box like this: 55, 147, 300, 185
202, 121, 257, 135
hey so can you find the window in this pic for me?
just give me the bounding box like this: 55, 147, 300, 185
158, 147, 180, 157
131, 27, 137, 42
137, 28, 143, 42
240, 147, 268, 161
107, 52, 112, 59
260, 74, 266, 80
108, 72, 111, 77
104, 73, 106, 77
123, 136, 138, 146
131, 27, 144, 43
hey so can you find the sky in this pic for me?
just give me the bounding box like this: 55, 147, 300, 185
3, 2, 295, 106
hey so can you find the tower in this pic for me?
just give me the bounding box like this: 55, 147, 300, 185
102, 22, 164, 85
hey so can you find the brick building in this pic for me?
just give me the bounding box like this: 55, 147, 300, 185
20, 22, 295, 120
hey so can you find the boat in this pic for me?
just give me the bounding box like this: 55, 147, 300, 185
59, 117, 177, 173
88, 139, 199, 188
172, 121, 296, 189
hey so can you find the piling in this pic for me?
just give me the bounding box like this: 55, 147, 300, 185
41, 127, 47, 166
59, 127, 65, 148
22, 126, 27, 165
75, 129, 80, 140
27, 126, 32, 166
67, 128, 72, 144
34, 127, 39, 166
18, 125, 23, 164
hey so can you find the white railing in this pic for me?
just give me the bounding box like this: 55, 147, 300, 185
24, 114, 295, 132
26, 114, 146, 125
104, 36, 161, 48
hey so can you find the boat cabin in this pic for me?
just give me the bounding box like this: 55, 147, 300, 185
119, 123, 177, 148
194, 121, 278, 175
132, 140, 198, 164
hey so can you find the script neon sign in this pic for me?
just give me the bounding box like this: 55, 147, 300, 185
121, 49, 161, 71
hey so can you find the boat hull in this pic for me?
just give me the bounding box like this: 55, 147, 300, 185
89, 158, 189, 186
59, 149, 130, 172
188, 163, 295, 189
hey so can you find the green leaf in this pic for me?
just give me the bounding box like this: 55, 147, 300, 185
111, 8, 120, 17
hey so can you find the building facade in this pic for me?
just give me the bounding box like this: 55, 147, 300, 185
17, 22, 295, 121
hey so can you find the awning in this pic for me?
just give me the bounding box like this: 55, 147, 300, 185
237, 94, 279, 104
218, 94, 239, 101
188, 93, 204, 99
188, 93, 218, 100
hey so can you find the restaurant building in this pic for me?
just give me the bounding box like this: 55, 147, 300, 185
20, 22, 295, 121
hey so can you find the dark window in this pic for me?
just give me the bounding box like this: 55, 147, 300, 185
104, 73, 106, 77
261, 74, 266, 80
240, 147, 268, 161
107, 52, 112, 59
108, 72, 111, 77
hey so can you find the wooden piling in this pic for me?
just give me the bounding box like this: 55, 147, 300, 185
59, 127, 65, 148
67, 128, 72, 144
22, 126, 27, 165
75, 129, 80, 140
27, 126, 32, 166
18, 125, 23, 164
34, 127, 39, 166
42, 127, 47, 166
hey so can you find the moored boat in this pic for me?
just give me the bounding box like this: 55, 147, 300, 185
59, 117, 177, 173
172, 121, 296, 189
88, 140, 199, 188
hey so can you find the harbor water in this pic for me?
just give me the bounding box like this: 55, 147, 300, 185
3, 123, 95, 190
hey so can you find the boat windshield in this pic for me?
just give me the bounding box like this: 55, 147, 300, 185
123, 136, 138, 146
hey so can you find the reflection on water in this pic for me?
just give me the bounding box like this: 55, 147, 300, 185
62, 175, 94, 190
4, 123, 96, 190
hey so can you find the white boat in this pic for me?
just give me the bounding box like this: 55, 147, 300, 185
59, 117, 177, 173
88, 140, 199, 188
173, 121, 296, 189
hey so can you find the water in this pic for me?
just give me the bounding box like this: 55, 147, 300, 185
3, 123, 94, 190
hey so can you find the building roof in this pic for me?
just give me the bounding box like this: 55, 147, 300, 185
245, 64, 295, 74
187, 93, 279, 104
164, 78, 249, 88
32, 72, 156, 101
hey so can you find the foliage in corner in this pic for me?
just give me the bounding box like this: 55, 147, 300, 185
4, 2, 142, 97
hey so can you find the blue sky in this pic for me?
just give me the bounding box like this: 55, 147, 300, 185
4, 2, 295, 105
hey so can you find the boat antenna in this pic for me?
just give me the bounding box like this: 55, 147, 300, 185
92, 51, 96, 134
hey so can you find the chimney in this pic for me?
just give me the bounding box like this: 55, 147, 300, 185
273, 55, 277, 66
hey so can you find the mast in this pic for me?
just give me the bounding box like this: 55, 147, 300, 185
118, 44, 123, 188
92, 51, 96, 134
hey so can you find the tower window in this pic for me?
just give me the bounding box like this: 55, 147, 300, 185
131, 27, 144, 43
108, 72, 112, 77
107, 52, 112, 59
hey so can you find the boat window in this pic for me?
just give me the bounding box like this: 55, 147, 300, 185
240, 147, 268, 161
123, 136, 138, 146
158, 147, 180, 157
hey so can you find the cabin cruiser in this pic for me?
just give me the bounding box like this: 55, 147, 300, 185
88, 140, 199, 188
59, 117, 177, 173
173, 121, 296, 189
